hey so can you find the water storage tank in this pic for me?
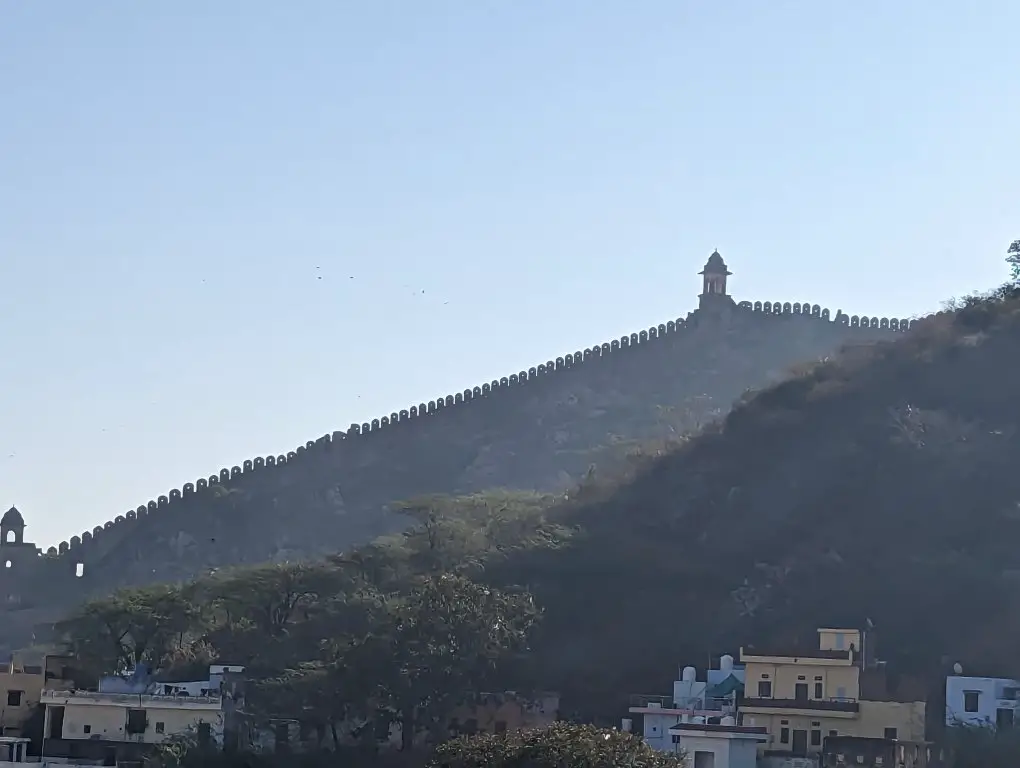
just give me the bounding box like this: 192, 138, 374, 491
721, 716, 736, 726
682, 666, 697, 682
720, 654, 734, 672
692, 716, 706, 725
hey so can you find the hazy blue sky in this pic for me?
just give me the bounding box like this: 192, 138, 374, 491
1, 1, 1017, 546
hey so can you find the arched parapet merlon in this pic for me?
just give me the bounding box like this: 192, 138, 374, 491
59, 541, 70, 554
115, 515, 125, 524
371, 418, 380, 430
277, 454, 287, 464
230, 465, 242, 477
170, 489, 181, 501
148, 500, 158, 513
243, 460, 253, 472
219, 468, 230, 483
126, 510, 136, 521
81, 532, 92, 544
46, 546, 57, 555
400, 408, 410, 420
183, 482, 195, 495
286, 451, 297, 461
137, 505, 148, 517
196, 478, 207, 490
92, 526, 103, 537
70, 535, 81, 548
103, 521, 114, 530
157, 496, 169, 508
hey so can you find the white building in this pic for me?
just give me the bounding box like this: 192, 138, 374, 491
629, 654, 745, 753
667, 719, 768, 768
946, 675, 1020, 729
39, 664, 246, 762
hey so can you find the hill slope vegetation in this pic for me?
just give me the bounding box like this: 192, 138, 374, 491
54, 287, 1020, 731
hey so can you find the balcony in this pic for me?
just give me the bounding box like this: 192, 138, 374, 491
741, 696, 859, 713
41, 689, 222, 710
629, 694, 737, 714
740, 647, 854, 664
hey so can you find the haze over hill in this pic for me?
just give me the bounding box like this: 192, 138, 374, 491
50, 281, 1020, 735
0, 256, 914, 652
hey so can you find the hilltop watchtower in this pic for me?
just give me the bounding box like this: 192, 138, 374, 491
698, 250, 734, 311
1, 507, 26, 546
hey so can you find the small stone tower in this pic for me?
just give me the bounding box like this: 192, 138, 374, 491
1, 506, 26, 546
698, 250, 733, 310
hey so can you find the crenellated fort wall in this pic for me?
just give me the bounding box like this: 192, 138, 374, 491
0, 256, 937, 650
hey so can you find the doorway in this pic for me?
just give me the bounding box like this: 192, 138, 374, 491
693, 751, 716, 768
794, 683, 809, 701
792, 729, 808, 756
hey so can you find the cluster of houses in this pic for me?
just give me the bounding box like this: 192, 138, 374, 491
0, 652, 557, 766
0, 625, 1015, 767
626, 626, 1018, 768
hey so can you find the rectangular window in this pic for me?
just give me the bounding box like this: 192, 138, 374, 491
811, 729, 821, 746
797, 675, 807, 681
780, 727, 790, 744
814, 682, 823, 699
884, 727, 898, 740
996, 708, 1014, 729
829, 730, 838, 737
758, 680, 772, 698
83, 725, 92, 734
155, 722, 165, 734
6, 691, 23, 706
964, 690, 981, 713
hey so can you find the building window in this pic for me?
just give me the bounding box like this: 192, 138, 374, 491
798, 675, 807, 681
126, 709, 147, 735
996, 708, 1014, 729
758, 680, 773, 698
1003, 687, 1019, 701
780, 727, 790, 744
494, 721, 507, 734
884, 727, 897, 740
155, 722, 165, 734
83, 725, 92, 734
6, 691, 23, 706
811, 729, 821, 746
814, 682, 823, 699
964, 690, 981, 713
829, 730, 838, 737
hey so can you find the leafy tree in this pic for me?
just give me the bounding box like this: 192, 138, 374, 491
429, 722, 687, 768
55, 584, 198, 680
377, 574, 540, 750
1008, 239, 1020, 281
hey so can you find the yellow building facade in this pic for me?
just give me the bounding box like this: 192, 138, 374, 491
739, 628, 925, 756
0, 653, 73, 737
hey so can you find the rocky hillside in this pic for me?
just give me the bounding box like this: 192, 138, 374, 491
486, 285, 1020, 718
1, 299, 903, 652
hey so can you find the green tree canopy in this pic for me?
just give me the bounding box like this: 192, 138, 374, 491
429, 723, 687, 768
